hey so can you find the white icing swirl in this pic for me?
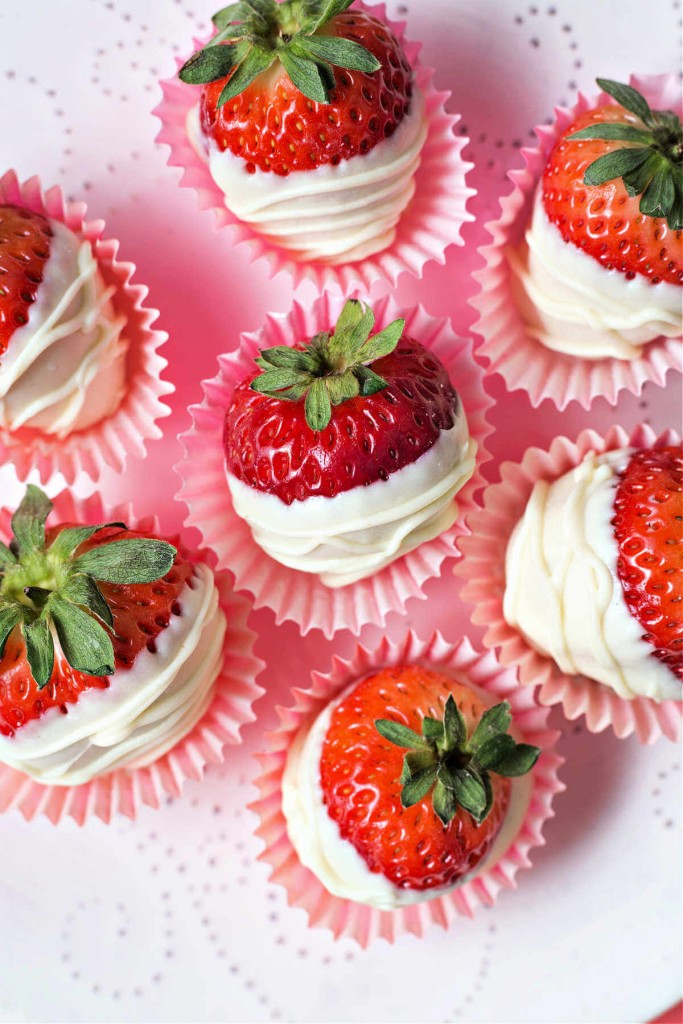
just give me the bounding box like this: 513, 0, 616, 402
0, 219, 127, 437
0, 564, 227, 785
282, 678, 531, 910
508, 189, 682, 360
226, 416, 476, 588
503, 449, 680, 702
187, 88, 427, 264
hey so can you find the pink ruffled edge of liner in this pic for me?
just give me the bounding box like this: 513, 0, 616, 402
175, 291, 494, 639
152, 2, 475, 292
0, 489, 265, 825
0, 169, 174, 485
469, 73, 682, 411
455, 423, 683, 745
249, 629, 565, 947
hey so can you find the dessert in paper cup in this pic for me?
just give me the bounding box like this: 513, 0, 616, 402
0, 169, 173, 484
0, 486, 264, 825
177, 292, 492, 638
471, 74, 682, 410
154, 1, 473, 291
456, 425, 683, 744
251, 630, 563, 946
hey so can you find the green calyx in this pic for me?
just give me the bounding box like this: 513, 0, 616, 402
375, 697, 541, 827
0, 486, 177, 689
250, 298, 405, 431
568, 78, 683, 230
178, 0, 381, 106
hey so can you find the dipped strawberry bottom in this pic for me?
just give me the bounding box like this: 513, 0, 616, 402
0, 487, 226, 786
222, 299, 476, 588
282, 666, 539, 910
508, 78, 682, 361
180, 2, 427, 264
0, 203, 128, 437
504, 444, 683, 701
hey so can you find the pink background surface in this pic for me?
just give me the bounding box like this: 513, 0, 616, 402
0, 1, 681, 1022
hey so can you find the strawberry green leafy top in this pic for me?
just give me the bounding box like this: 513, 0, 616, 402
179, 0, 381, 106
376, 697, 540, 826
568, 78, 683, 230
0, 486, 176, 689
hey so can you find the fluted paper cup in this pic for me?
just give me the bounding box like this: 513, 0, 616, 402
251, 630, 564, 946
471, 74, 682, 411
177, 292, 492, 638
0, 170, 173, 484
0, 489, 264, 824
154, 2, 474, 291
456, 424, 682, 744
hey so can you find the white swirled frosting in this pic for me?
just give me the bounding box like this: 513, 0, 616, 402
187, 87, 427, 264
508, 189, 682, 360
504, 449, 680, 701
227, 414, 476, 588
0, 564, 227, 785
0, 219, 128, 437
282, 677, 532, 910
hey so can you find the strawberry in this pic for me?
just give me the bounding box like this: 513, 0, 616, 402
319, 666, 540, 892
542, 78, 683, 285
0, 486, 183, 738
179, 1, 412, 175
612, 445, 683, 681
0, 205, 53, 358
223, 299, 459, 505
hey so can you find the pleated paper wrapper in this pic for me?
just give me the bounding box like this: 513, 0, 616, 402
177, 292, 492, 638
0, 490, 264, 824
0, 170, 173, 484
456, 424, 682, 744
470, 74, 682, 411
251, 629, 564, 946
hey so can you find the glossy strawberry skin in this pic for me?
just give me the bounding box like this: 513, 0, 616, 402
319, 667, 510, 892
612, 445, 683, 680
542, 105, 683, 286
0, 527, 193, 738
224, 337, 459, 505
200, 11, 413, 175
0, 205, 53, 358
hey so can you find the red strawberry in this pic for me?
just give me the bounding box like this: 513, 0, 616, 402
319, 666, 540, 892
542, 78, 683, 285
223, 299, 459, 505
0, 205, 53, 358
0, 486, 183, 738
612, 445, 683, 680
180, 1, 412, 175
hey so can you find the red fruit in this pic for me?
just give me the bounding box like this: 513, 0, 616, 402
0, 204, 53, 357
224, 337, 459, 505
0, 527, 192, 738
319, 667, 511, 892
612, 445, 683, 680
542, 105, 683, 286
200, 11, 413, 175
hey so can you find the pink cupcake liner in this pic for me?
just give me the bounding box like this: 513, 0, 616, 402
471, 74, 682, 411
456, 424, 682, 745
251, 629, 564, 946
153, 2, 474, 291
0, 170, 173, 484
177, 291, 493, 638
0, 489, 265, 825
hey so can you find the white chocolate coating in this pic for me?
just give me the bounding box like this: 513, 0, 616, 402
226, 416, 476, 588
282, 678, 531, 910
187, 88, 427, 264
0, 564, 227, 785
508, 189, 682, 360
0, 219, 127, 437
504, 449, 680, 701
